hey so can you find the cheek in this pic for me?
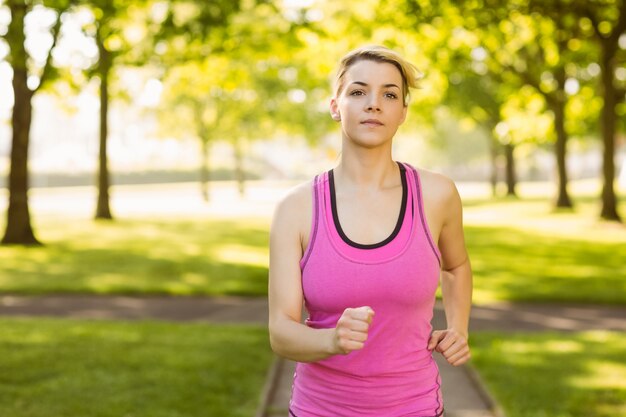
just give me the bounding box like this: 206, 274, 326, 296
339, 103, 356, 118
396, 106, 408, 123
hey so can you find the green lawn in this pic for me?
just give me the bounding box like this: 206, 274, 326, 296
0, 318, 272, 417
0, 183, 623, 303
466, 224, 626, 304
470, 331, 626, 417
0, 217, 270, 296
462, 196, 626, 304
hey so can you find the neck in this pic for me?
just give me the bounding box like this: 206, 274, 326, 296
335, 141, 398, 189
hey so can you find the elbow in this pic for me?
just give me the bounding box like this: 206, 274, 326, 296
442, 255, 471, 274
269, 332, 280, 355
268, 320, 286, 357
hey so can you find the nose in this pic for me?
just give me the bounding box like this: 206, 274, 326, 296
366, 95, 381, 112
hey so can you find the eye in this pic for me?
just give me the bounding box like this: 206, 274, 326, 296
349, 90, 365, 96
385, 92, 398, 99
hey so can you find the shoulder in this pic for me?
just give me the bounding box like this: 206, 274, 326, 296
416, 168, 459, 204
270, 178, 314, 236
273, 179, 314, 219
415, 168, 463, 231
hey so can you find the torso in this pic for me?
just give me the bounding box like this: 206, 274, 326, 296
290, 162, 444, 416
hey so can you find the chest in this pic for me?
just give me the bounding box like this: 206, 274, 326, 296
334, 187, 403, 246
302, 240, 440, 315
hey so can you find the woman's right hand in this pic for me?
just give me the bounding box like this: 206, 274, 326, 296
333, 306, 375, 355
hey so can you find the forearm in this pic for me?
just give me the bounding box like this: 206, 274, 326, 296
441, 258, 473, 337
269, 315, 336, 363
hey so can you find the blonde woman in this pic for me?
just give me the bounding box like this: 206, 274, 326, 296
269, 45, 472, 416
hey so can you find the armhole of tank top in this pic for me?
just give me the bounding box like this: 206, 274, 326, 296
406, 164, 442, 267
299, 175, 320, 271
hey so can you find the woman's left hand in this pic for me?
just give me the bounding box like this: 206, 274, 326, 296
427, 328, 470, 366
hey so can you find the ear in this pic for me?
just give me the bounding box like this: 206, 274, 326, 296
329, 98, 341, 121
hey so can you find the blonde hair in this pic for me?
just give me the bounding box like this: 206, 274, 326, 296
334, 45, 423, 106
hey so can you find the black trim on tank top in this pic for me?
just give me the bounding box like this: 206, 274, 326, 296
329, 162, 408, 250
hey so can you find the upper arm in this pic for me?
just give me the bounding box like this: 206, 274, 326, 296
437, 179, 469, 272
268, 182, 312, 326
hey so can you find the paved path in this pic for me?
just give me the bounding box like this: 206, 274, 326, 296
2, 295, 625, 417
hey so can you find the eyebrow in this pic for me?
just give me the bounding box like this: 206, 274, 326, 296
350, 81, 401, 89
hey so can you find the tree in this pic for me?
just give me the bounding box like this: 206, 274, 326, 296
524, 0, 625, 220
1, 0, 71, 244
579, 0, 625, 221
157, 57, 231, 201
152, 0, 276, 197
75, 0, 155, 219
463, 1, 584, 205
157, 1, 334, 197
72, 0, 245, 218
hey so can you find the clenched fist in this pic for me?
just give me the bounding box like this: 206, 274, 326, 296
333, 306, 375, 355
428, 328, 471, 366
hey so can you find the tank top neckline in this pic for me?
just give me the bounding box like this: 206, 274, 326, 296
328, 162, 408, 250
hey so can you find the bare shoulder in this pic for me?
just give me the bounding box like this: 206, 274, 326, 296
417, 168, 460, 206
270, 179, 313, 237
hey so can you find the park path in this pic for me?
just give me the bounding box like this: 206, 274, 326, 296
1, 295, 625, 417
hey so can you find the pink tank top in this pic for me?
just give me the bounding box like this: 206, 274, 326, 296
290, 162, 443, 417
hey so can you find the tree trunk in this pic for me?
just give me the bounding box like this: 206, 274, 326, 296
194, 103, 211, 202
233, 136, 245, 197
550, 86, 573, 208
95, 39, 113, 220
200, 138, 211, 202
2, 2, 40, 245
489, 134, 499, 197
504, 143, 517, 197
598, 38, 621, 221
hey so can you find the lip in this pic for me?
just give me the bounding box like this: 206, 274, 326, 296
361, 119, 384, 126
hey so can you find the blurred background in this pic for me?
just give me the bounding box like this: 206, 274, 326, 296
0, 1, 625, 416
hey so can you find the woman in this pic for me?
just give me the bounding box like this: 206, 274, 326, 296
268, 45, 472, 417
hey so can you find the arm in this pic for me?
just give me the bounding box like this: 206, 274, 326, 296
427, 179, 473, 366
268, 187, 373, 362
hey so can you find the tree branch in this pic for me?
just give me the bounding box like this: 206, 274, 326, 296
35, 5, 70, 93
578, 3, 603, 39
609, 0, 626, 45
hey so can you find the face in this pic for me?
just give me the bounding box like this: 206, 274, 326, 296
330, 59, 408, 149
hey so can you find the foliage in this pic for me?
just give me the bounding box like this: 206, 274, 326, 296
0, 318, 272, 417
157, 0, 335, 149
471, 331, 626, 417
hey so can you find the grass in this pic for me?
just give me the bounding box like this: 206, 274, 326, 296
0, 217, 270, 296
0, 317, 272, 417
461, 195, 626, 304
470, 331, 626, 417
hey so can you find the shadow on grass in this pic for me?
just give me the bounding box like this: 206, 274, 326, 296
471, 331, 626, 417
0, 219, 270, 296
467, 225, 626, 304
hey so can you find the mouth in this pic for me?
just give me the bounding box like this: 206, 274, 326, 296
361, 119, 384, 127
